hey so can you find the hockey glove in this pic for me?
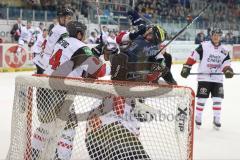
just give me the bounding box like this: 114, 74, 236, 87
223, 66, 234, 78
92, 43, 105, 57
181, 64, 192, 78
127, 10, 146, 26
147, 60, 168, 82
129, 24, 147, 40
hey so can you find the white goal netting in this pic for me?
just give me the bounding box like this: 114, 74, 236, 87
7, 75, 195, 160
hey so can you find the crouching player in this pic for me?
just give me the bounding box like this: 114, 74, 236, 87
31, 21, 107, 160
181, 28, 234, 129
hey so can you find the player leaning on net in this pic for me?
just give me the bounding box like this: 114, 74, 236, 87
32, 21, 109, 160
115, 10, 176, 84
85, 21, 168, 160
181, 28, 234, 129
33, 7, 73, 74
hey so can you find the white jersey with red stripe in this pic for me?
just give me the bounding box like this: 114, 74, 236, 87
32, 34, 47, 54
86, 96, 140, 135
187, 41, 231, 83
33, 24, 68, 69
44, 37, 105, 78
18, 26, 34, 44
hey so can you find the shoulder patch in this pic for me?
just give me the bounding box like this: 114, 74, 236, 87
61, 33, 69, 38
82, 47, 94, 56
220, 49, 228, 56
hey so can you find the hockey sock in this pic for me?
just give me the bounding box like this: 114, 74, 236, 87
212, 97, 222, 123
56, 128, 76, 160
195, 98, 207, 123
31, 123, 52, 158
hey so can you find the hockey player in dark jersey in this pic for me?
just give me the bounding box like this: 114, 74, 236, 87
113, 24, 168, 82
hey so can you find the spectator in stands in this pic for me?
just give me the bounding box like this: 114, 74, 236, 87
0, 37, 3, 43
205, 28, 211, 41
86, 31, 97, 44
10, 18, 22, 43
102, 26, 109, 37
195, 31, 205, 44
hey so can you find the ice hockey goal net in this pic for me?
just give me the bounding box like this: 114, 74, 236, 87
6, 75, 195, 160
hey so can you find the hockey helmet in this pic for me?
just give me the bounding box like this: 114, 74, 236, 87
211, 28, 223, 36
67, 21, 87, 38
57, 7, 73, 17
152, 25, 166, 44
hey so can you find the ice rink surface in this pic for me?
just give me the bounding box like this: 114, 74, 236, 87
0, 62, 240, 159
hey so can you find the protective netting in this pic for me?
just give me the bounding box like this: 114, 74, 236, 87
7, 75, 195, 160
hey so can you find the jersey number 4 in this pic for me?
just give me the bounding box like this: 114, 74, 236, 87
49, 49, 62, 70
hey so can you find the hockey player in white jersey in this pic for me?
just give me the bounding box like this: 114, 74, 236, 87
181, 28, 234, 129
16, 21, 34, 55
28, 22, 45, 47
32, 29, 48, 74
32, 21, 107, 160
33, 7, 73, 74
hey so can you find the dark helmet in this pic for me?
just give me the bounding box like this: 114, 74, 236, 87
67, 21, 87, 38
211, 28, 223, 36
152, 25, 166, 44
57, 7, 73, 17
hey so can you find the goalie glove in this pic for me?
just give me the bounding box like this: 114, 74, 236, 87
181, 64, 192, 78
133, 98, 155, 122
223, 66, 234, 78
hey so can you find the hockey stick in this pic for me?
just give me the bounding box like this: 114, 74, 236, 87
190, 73, 240, 75
156, 0, 213, 55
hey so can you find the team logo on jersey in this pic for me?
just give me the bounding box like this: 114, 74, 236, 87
5, 45, 27, 68
221, 49, 228, 56
83, 47, 93, 56
207, 54, 221, 63
199, 87, 208, 95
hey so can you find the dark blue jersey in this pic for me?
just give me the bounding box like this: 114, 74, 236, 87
125, 36, 160, 63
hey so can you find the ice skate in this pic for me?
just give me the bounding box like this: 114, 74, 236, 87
213, 116, 221, 130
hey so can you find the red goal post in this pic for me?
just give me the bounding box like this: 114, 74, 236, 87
6, 75, 195, 160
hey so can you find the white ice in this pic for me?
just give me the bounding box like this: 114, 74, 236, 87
0, 62, 240, 159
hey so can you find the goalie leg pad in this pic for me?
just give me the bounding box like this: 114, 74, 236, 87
31, 123, 52, 150
56, 129, 76, 160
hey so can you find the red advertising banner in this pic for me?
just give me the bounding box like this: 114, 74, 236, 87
233, 45, 240, 59
0, 43, 35, 70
